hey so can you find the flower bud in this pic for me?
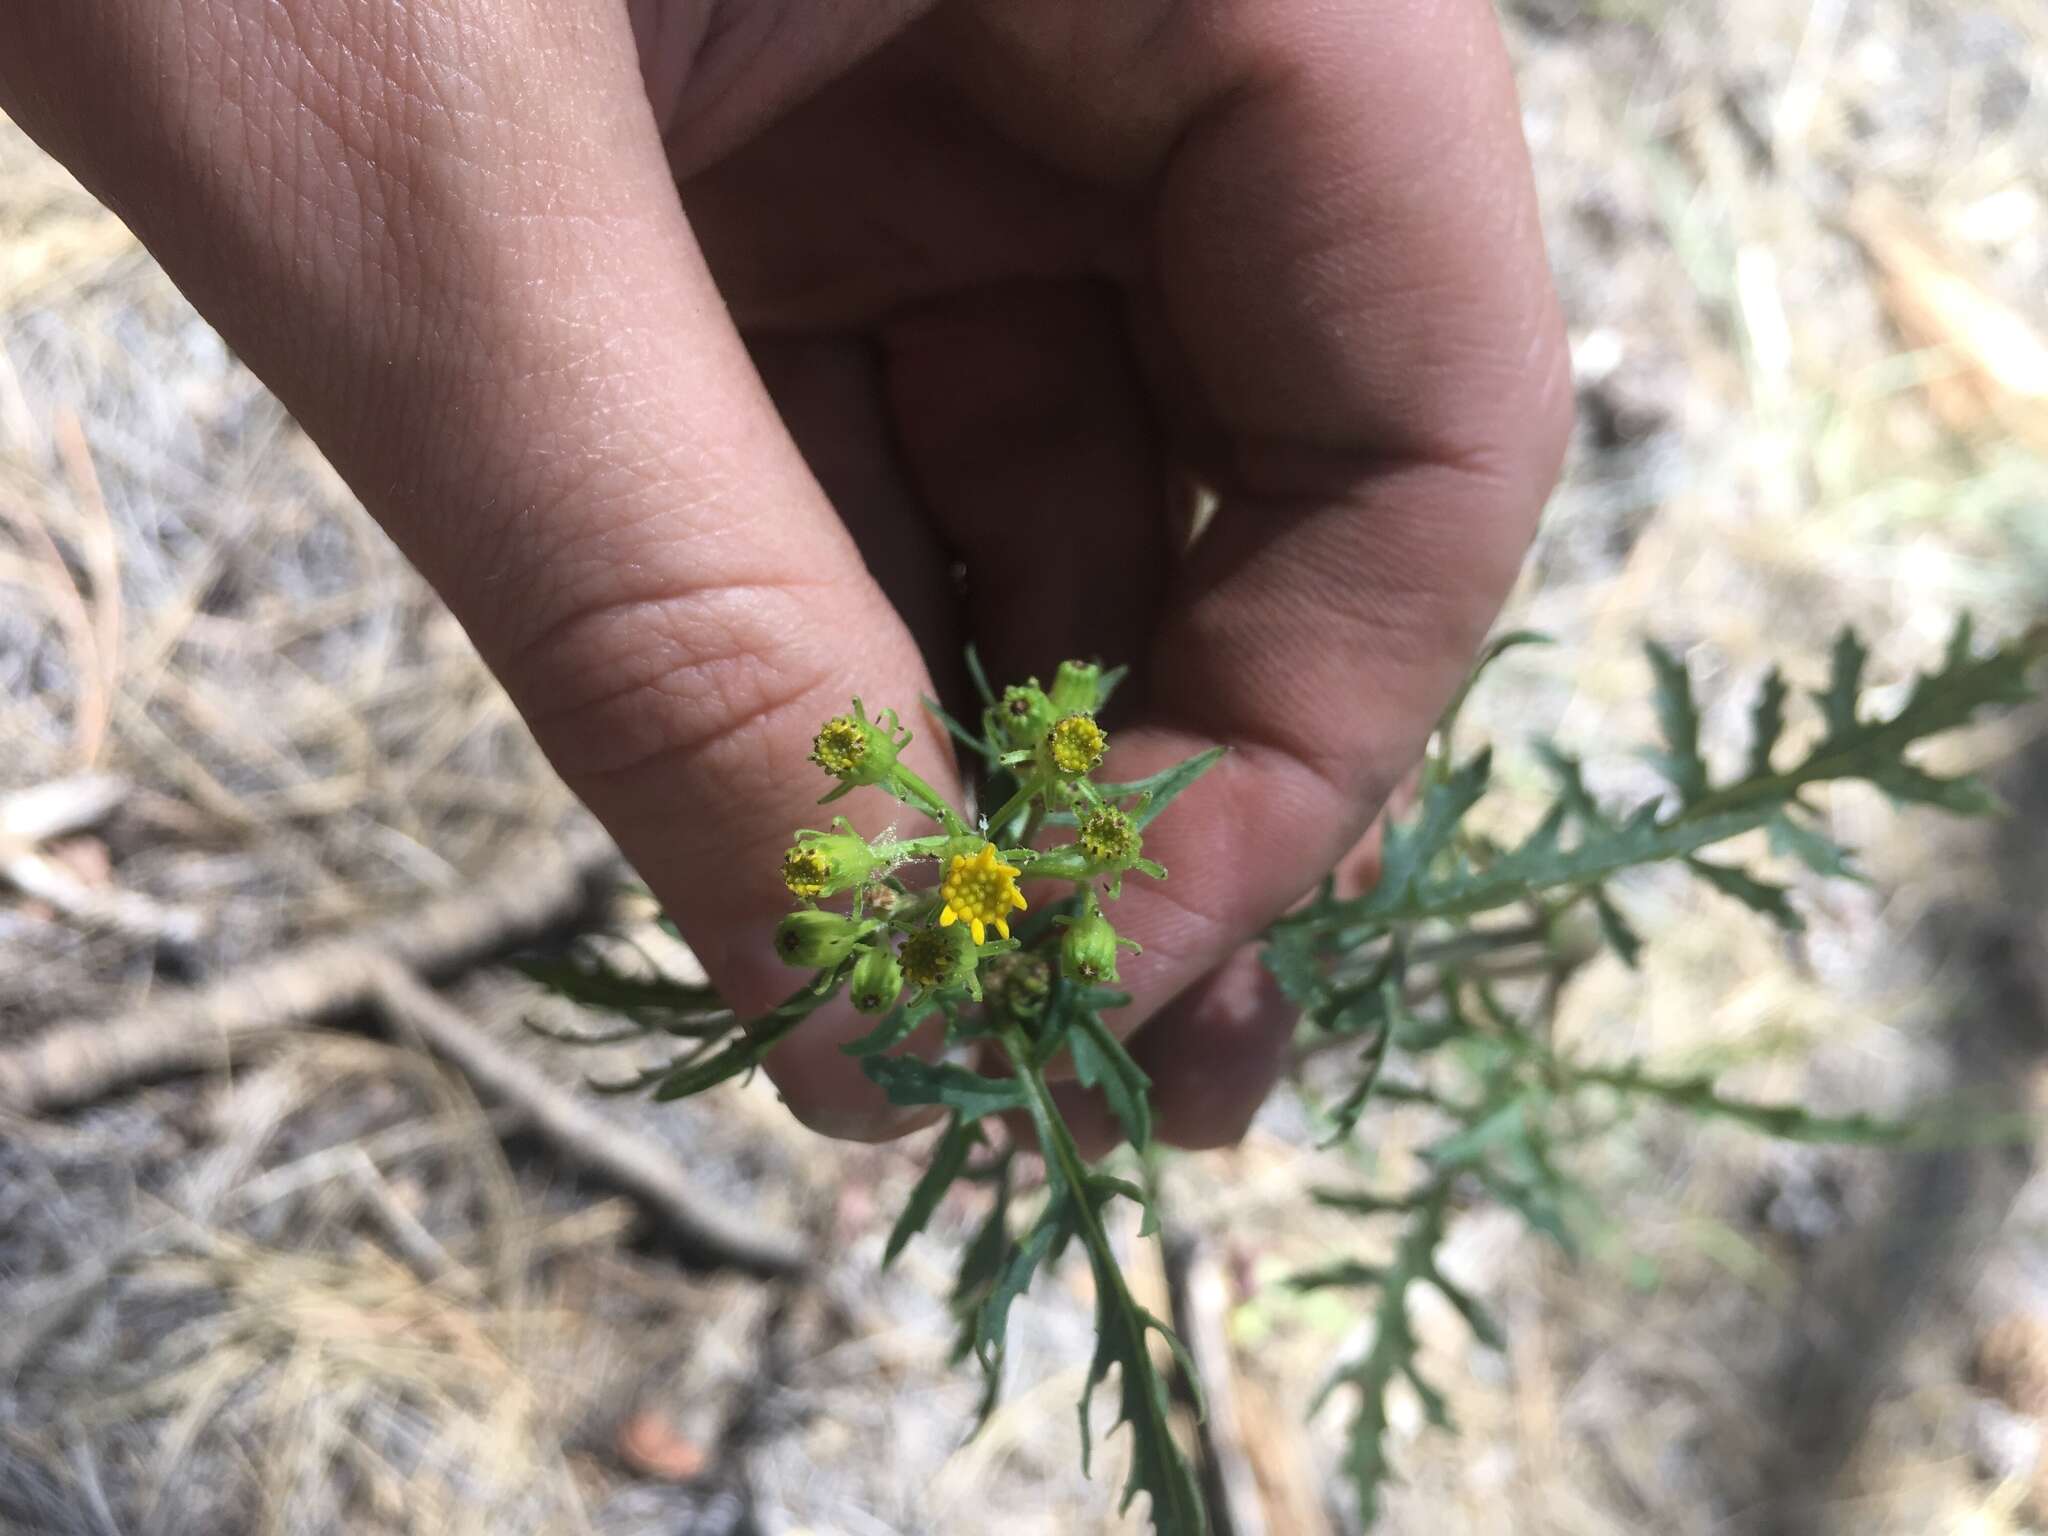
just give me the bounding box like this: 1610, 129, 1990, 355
773, 911, 868, 969
781, 825, 879, 898
899, 924, 978, 994
1076, 805, 1141, 871
810, 699, 902, 786
1060, 911, 1136, 985
983, 951, 1053, 1022
1042, 713, 1107, 779
1047, 659, 1104, 717
990, 682, 1055, 751
849, 944, 905, 1014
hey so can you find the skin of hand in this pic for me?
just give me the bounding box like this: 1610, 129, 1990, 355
0, 1, 1570, 1150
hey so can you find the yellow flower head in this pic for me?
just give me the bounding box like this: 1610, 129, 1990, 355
811, 715, 869, 779
1078, 805, 1139, 867
938, 841, 1028, 945
1047, 714, 1107, 777
782, 847, 832, 898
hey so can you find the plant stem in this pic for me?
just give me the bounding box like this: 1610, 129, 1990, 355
984, 777, 1043, 840
891, 764, 971, 835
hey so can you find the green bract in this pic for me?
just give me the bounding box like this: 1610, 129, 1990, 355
850, 944, 905, 1014
782, 820, 879, 898
1047, 658, 1104, 716
811, 698, 914, 788
772, 910, 869, 969
990, 682, 1055, 750
1059, 911, 1138, 984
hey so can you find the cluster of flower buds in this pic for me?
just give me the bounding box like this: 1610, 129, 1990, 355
770, 659, 1184, 1021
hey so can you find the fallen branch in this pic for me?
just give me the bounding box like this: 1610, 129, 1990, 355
0, 824, 809, 1277
369, 965, 807, 1279
0, 825, 617, 1112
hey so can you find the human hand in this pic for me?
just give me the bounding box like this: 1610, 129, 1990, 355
0, 1, 1569, 1147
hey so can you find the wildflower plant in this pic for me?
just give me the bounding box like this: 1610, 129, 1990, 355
523, 621, 2046, 1535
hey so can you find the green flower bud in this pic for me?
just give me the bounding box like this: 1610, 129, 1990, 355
983, 951, 1053, 1022
1077, 805, 1141, 871
990, 682, 1056, 751
850, 944, 905, 1014
899, 924, 978, 994
773, 911, 869, 969
1047, 659, 1104, 717
1060, 912, 1138, 985
1042, 713, 1107, 779
810, 698, 903, 786
781, 821, 879, 898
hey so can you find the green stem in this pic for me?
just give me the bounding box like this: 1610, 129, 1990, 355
891, 764, 971, 836
984, 776, 1043, 839
999, 1023, 1142, 1324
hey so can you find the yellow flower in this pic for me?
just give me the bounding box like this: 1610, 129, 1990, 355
811, 715, 870, 779
782, 847, 832, 898
938, 841, 1028, 945
1077, 805, 1140, 867
1047, 714, 1107, 776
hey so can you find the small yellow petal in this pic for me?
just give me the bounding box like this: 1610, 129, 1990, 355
995, 918, 1011, 940
1011, 891, 1028, 911
971, 918, 987, 944
939, 906, 957, 927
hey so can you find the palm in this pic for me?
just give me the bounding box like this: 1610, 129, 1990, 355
655, 9, 1193, 709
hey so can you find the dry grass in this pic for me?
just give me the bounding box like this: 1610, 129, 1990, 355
4, 0, 2048, 1531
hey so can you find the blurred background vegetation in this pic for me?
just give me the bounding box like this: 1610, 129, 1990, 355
2, 1, 2045, 1532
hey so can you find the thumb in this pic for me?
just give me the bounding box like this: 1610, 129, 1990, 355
0, 0, 949, 1134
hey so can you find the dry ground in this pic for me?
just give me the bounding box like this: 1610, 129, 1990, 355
3, 2, 2047, 1533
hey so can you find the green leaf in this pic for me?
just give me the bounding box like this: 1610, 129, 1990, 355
1535, 743, 1604, 827
863, 1057, 1029, 1121
1286, 1259, 1387, 1292
1260, 924, 1325, 1006
963, 643, 997, 709
1590, 885, 1644, 967
1645, 640, 1709, 804
885, 1117, 981, 1268
1686, 857, 1804, 931
1000, 1024, 1206, 1535
1315, 1190, 1453, 1527
1068, 1011, 1154, 1151
1766, 810, 1863, 881
1868, 761, 2004, 816
1816, 626, 1868, 744
1323, 997, 1396, 1144
1077, 1268, 1205, 1529
1748, 665, 1788, 778
1310, 1187, 1437, 1218
1404, 1362, 1454, 1431
1433, 629, 1554, 766
649, 982, 835, 1100
922, 694, 1000, 765
515, 953, 724, 1021
1566, 1058, 1919, 1145
1098, 746, 1227, 830
841, 994, 942, 1057
1427, 1094, 1531, 1167
1425, 1267, 1505, 1350
1375, 748, 1492, 904
976, 1191, 1072, 1369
